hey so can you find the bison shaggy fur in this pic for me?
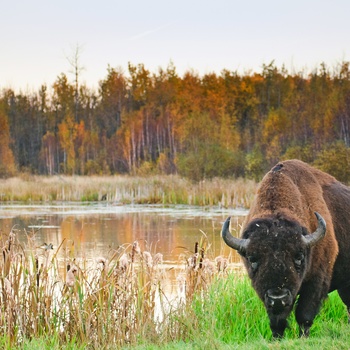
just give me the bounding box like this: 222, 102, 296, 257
222, 159, 350, 337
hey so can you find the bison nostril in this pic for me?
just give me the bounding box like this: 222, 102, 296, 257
265, 289, 292, 309
267, 298, 275, 307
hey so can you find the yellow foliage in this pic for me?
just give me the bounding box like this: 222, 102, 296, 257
262, 109, 291, 143
0, 111, 16, 176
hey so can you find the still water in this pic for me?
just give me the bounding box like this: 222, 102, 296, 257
0, 203, 247, 266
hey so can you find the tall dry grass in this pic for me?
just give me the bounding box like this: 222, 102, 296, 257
0, 226, 233, 349
0, 175, 257, 208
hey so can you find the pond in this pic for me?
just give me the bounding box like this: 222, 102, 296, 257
0, 203, 247, 272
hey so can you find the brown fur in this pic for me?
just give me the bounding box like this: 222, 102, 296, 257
246, 159, 339, 280
236, 159, 350, 337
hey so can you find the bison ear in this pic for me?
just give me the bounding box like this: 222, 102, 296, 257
301, 227, 309, 237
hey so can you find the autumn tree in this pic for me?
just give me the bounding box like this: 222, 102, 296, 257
314, 141, 350, 182
4, 89, 45, 171
97, 66, 127, 137
52, 74, 75, 130
66, 44, 85, 122
127, 63, 151, 111
40, 131, 57, 175
52, 74, 76, 173
3, 61, 350, 182
330, 62, 350, 146
176, 112, 242, 180
0, 109, 16, 176
58, 113, 77, 174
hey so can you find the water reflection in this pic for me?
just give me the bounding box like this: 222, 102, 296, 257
0, 204, 247, 265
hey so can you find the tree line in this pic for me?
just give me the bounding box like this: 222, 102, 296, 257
2, 61, 350, 182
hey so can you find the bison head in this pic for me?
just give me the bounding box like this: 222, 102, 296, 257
222, 212, 326, 337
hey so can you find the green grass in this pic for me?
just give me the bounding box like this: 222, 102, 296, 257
122, 274, 350, 350
181, 274, 349, 349
192, 274, 271, 342
118, 277, 349, 350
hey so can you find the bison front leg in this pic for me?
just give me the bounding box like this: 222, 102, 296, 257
269, 316, 288, 338
337, 287, 350, 323
295, 280, 327, 337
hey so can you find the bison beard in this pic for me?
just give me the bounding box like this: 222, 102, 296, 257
222, 160, 350, 338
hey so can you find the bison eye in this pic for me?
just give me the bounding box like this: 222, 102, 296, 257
294, 253, 304, 267
248, 256, 259, 270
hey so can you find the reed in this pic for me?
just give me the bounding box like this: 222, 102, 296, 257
0, 227, 232, 349
0, 175, 257, 208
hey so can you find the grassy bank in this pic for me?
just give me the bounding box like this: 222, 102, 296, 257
189, 274, 349, 349
124, 274, 349, 350
0, 227, 348, 349
0, 175, 256, 208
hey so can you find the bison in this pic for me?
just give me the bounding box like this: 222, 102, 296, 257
222, 159, 350, 338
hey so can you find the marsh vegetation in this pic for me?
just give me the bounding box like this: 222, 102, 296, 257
0, 224, 348, 349
0, 176, 348, 349
0, 225, 232, 349
0, 175, 256, 208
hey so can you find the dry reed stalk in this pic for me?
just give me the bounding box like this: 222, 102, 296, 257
0, 175, 257, 207
0, 226, 236, 348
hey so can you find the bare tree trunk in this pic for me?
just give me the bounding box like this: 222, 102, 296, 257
156, 124, 161, 156
66, 44, 85, 122
131, 125, 136, 173
341, 114, 350, 146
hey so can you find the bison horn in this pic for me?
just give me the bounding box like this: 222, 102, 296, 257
302, 212, 326, 247
221, 216, 250, 253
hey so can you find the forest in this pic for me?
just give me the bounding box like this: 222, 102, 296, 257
1, 60, 350, 182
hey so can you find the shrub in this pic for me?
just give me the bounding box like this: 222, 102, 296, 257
245, 147, 266, 181
313, 141, 350, 183
177, 145, 245, 181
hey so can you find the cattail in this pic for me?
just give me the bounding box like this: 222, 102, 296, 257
143, 251, 153, 268
96, 257, 108, 270
202, 258, 216, 275
199, 247, 205, 269
36, 256, 40, 288
66, 265, 78, 287
215, 256, 228, 272
153, 252, 163, 265
6, 231, 16, 252
131, 241, 141, 262
187, 253, 199, 269
119, 253, 130, 271
4, 277, 13, 297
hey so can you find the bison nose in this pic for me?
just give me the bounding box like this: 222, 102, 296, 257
265, 288, 292, 309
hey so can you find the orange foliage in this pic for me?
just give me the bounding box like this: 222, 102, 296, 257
2, 61, 350, 181
0, 111, 16, 176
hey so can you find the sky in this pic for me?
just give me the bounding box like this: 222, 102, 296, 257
1, 0, 350, 92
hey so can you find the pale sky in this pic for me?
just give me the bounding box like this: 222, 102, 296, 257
1, 0, 350, 92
